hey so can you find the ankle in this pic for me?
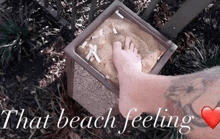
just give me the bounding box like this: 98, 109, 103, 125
138, 75, 171, 114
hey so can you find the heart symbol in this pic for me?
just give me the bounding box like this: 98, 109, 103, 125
201, 106, 220, 129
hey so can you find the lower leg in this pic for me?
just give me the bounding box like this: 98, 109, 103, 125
112, 38, 220, 139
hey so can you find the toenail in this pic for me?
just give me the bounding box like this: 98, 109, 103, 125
113, 41, 121, 45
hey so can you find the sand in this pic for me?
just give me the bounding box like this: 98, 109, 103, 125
77, 12, 166, 86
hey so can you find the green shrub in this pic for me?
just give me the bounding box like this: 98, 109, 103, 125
0, 2, 32, 65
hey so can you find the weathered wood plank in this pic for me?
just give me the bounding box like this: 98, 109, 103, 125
141, 0, 160, 21
43, 0, 48, 8
33, 0, 70, 26
71, 0, 76, 31
88, 0, 97, 24
160, 0, 215, 39
56, 0, 62, 19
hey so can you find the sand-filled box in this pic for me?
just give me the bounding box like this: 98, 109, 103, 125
64, 1, 177, 117
76, 11, 166, 86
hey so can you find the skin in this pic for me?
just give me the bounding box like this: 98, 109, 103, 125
112, 37, 220, 139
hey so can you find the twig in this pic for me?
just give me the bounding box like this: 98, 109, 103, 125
34, 86, 62, 100
85, 128, 102, 139
0, 36, 20, 48
29, 128, 37, 139
193, 47, 204, 61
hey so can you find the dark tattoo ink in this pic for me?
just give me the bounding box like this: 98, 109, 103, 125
186, 86, 194, 93
184, 104, 207, 127
165, 66, 220, 127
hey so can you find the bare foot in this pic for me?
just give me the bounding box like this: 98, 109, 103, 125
112, 37, 144, 119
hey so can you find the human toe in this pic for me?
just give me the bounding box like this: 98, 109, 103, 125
130, 43, 135, 51
113, 41, 122, 51
125, 37, 131, 50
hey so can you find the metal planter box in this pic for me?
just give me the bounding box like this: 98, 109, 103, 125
64, 0, 177, 116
